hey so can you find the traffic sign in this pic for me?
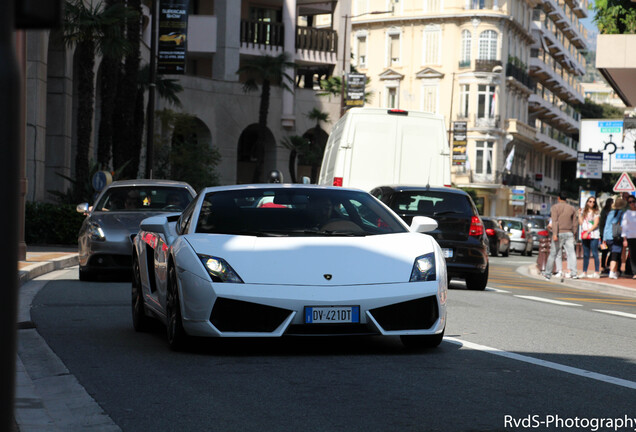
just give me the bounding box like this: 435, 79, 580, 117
613, 172, 636, 192
511, 194, 525, 201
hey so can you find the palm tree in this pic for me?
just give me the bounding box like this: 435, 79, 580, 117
64, 0, 135, 200
112, 0, 142, 179
236, 53, 296, 182
280, 135, 310, 183
97, 0, 135, 170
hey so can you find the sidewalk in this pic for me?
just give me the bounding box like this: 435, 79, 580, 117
531, 252, 636, 297
12, 245, 636, 432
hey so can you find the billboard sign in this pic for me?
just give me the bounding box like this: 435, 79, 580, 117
576, 152, 603, 179
158, 0, 189, 74
345, 73, 366, 107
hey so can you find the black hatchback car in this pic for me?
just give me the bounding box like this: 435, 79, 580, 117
370, 186, 489, 290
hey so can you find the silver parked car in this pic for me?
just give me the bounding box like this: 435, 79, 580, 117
496, 216, 534, 256
77, 179, 196, 281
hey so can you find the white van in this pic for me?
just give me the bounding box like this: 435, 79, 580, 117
317, 108, 452, 191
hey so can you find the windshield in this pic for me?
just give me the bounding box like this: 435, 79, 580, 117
195, 188, 408, 236
389, 191, 473, 216
94, 186, 193, 212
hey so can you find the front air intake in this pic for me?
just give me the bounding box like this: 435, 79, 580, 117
369, 296, 438, 331
210, 298, 291, 333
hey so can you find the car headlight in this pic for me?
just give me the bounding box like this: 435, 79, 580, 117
87, 222, 105, 241
198, 255, 244, 283
410, 253, 436, 282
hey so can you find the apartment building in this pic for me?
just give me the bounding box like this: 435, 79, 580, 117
25, 0, 348, 201
349, 0, 588, 216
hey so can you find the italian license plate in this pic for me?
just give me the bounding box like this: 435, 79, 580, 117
304, 306, 360, 324
442, 248, 453, 258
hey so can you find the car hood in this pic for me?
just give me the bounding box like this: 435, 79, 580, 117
184, 232, 439, 285
92, 211, 171, 233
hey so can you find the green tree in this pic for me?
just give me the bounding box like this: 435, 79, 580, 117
593, 0, 636, 34
154, 110, 221, 191
304, 108, 331, 182
112, 0, 142, 179
578, 98, 625, 119
96, 0, 136, 170
236, 53, 296, 182
63, 0, 134, 201
280, 135, 310, 183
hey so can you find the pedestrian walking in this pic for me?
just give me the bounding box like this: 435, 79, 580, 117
578, 196, 600, 278
599, 197, 613, 274
547, 218, 563, 276
602, 196, 626, 279
543, 191, 579, 280
621, 196, 636, 279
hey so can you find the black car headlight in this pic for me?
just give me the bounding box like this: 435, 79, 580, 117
87, 222, 105, 241
410, 253, 436, 282
198, 254, 244, 283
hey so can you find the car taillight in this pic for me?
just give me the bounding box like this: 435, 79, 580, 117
537, 230, 548, 236
485, 228, 495, 236
333, 177, 343, 187
521, 228, 526, 239
469, 216, 483, 236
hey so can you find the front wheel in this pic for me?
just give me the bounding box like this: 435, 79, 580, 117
166, 266, 188, 351
401, 329, 445, 350
466, 265, 488, 291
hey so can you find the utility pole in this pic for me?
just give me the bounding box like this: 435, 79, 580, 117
145, 0, 158, 179
1, 1, 21, 428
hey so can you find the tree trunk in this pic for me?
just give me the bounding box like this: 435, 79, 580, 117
252, 81, 271, 183
97, 56, 119, 169
75, 39, 96, 201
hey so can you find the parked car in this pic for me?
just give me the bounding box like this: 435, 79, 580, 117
77, 179, 196, 281
132, 184, 447, 350
370, 185, 489, 290
482, 217, 510, 257
522, 215, 549, 250
496, 216, 533, 256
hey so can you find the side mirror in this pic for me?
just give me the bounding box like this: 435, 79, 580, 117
76, 203, 90, 214
410, 216, 438, 233
139, 216, 170, 235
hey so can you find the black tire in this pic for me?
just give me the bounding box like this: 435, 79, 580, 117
401, 328, 445, 350
132, 255, 149, 332
466, 265, 488, 291
79, 267, 95, 281
166, 266, 188, 351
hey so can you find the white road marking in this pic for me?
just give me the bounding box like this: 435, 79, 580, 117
486, 287, 510, 293
514, 295, 582, 307
593, 309, 636, 320
445, 337, 636, 390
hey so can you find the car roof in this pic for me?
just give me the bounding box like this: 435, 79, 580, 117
198, 183, 368, 194
106, 179, 195, 189
497, 216, 527, 221
372, 185, 469, 196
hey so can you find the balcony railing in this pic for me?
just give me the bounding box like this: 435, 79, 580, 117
459, 59, 471, 68
475, 59, 502, 72
240, 20, 338, 53
506, 62, 536, 91
296, 27, 337, 53
472, 114, 500, 128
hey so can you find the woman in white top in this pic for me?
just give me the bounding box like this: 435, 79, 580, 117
621, 196, 636, 279
579, 196, 601, 278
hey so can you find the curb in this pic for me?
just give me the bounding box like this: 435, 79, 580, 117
18, 255, 79, 286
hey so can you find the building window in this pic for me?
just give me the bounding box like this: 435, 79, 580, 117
476, 141, 494, 174
421, 84, 439, 113
477, 84, 496, 118
425, 0, 442, 12
460, 30, 471, 65
387, 86, 398, 108
388, 33, 400, 66
356, 35, 367, 67
478, 30, 498, 60
423, 26, 441, 65
459, 84, 470, 117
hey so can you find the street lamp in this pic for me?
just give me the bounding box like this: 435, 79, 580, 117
340, 7, 393, 116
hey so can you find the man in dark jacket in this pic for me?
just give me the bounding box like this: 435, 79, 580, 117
543, 191, 579, 280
